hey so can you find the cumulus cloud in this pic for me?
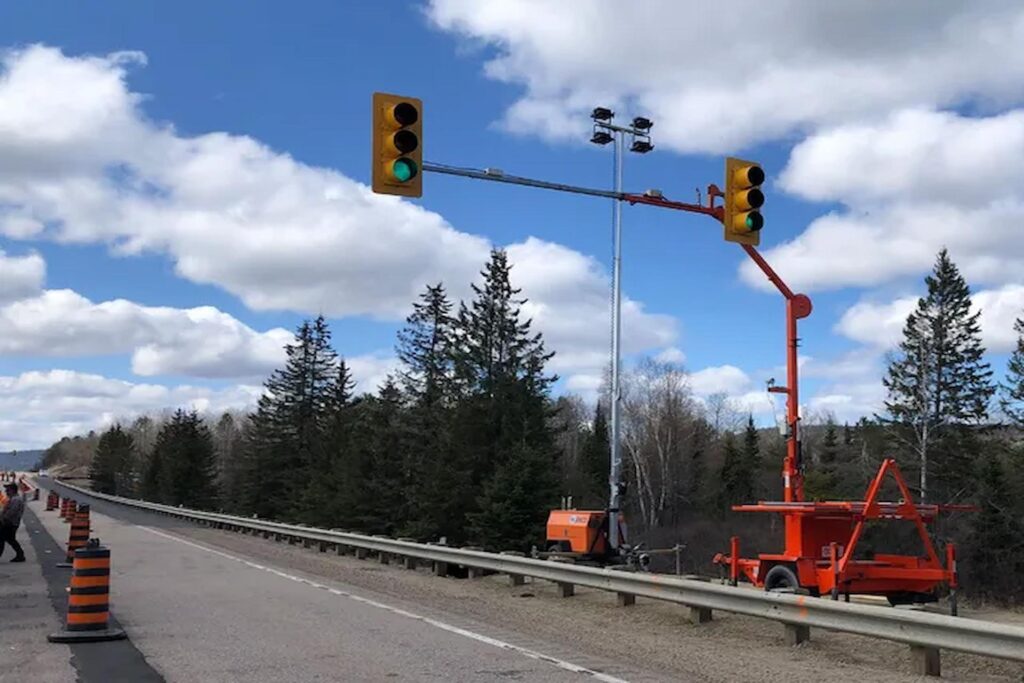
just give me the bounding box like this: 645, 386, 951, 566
427, 1, 1024, 153
0, 369, 262, 450
742, 108, 1024, 293
836, 284, 1024, 353
0, 288, 292, 378
0, 45, 679, 390
0, 248, 44, 303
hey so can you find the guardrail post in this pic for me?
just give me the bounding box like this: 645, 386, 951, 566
355, 547, 368, 560
318, 542, 329, 553
910, 645, 941, 677
617, 592, 636, 607
427, 541, 449, 577
784, 623, 810, 646
689, 606, 712, 624
462, 547, 484, 577
500, 551, 526, 586
556, 582, 575, 598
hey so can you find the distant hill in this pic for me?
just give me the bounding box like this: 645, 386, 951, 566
0, 449, 45, 472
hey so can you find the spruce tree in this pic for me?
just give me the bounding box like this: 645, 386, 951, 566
742, 415, 761, 480
1000, 316, 1024, 426
965, 453, 1024, 600
89, 425, 134, 495
152, 409, 218, 509
806, 418, 841, 501
578, 401, 610, 509
882, 249, 994, 501
458, 249, 559, 549
246, 316, 339, 519
394, 284, 461, 540
717, 431, 751, 511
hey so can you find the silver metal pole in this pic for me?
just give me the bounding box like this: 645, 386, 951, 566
608, 131, 624, 550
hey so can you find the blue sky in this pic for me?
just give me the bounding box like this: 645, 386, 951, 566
1, 1, 1023, 449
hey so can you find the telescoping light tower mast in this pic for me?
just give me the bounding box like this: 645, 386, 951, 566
588, 108, 654, 551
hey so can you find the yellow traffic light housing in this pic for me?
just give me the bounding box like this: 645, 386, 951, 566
723, 157, 764, 245
372, 92, 423, 197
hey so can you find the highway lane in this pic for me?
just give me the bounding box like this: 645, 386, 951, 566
37, 480, 641, 683
38, 480, 1024, 683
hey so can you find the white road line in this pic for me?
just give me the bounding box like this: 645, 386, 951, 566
136, 525, 630, 683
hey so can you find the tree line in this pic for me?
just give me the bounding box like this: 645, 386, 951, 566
50, 247, 1024, 601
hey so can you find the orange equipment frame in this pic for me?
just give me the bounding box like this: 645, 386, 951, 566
624, 188, 973, 608
713, 458, 971, 602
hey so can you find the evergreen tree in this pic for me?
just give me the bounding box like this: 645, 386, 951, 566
1000, 316, 1024, 426
578, 401, 610, 509
717, 431, 751, 511
881, 249, 994, 501
152, 409, 218, 509
842, 422, 854, 446
394, 284, 461, 540
742, 415, 761, 475
342, 379, 407, 535
458, 249, 559, 548
89, 425, 134, 496
965, 452, 1024, 600
806, 419, 841, 501
246, 316, 339, 519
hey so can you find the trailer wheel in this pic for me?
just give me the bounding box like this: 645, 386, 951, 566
764, 564, 800, 592
548, 541, 571, 554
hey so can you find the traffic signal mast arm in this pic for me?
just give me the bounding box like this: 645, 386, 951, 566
623, 188, 811, 503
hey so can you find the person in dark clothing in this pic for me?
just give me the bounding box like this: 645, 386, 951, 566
1, 482, 26, 562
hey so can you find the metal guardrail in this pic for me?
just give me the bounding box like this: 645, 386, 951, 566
46, 478, 1024, 675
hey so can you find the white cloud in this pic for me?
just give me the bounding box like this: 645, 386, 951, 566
836, 284, 1024, 353
427, 1, 1024, 153
0, 288, 292, 378
835, 297, 916, 349
747, 108, 1024, 293
345, 354, 400, 394
688, 364, 751, 397
654, 347, 686, 365
0, 369, 262, 450
508, 237, 677, 388
0, 249, 44, 303
0, 45, 680, 390
780, 109, 1024, 207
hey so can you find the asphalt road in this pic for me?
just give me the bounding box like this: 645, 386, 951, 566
30, 479, 1024, 683
35, 480, 640, 682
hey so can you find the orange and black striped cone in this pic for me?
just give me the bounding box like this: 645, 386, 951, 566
57, 505, 91, 568
46, 491, 58, 511
48, 540, 126, 643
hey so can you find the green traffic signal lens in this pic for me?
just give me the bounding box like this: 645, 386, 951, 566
746, 212, 764, 231
393, 158, 418, 182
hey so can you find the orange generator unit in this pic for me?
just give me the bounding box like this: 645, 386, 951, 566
546, 509, 620, 559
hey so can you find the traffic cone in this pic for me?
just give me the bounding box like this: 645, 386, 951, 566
46, 491, 58, 511
48, 540, 126, 643
58, 505, 91, 568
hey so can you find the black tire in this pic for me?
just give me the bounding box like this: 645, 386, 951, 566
548, 541, 571, 554
764, 564, 800, 592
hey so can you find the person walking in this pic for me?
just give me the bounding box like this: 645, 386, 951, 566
0, 482, 26, 562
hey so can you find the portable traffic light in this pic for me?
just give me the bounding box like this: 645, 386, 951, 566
723, 157, 764, 245
372, 92, 423, 197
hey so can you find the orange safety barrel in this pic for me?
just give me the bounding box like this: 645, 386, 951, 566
48, 540, 126, 643
61, 498, 76, 522
46, 491, 58, 511
58, 505, 91, 567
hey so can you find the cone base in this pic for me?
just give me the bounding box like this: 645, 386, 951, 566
48, 627, 126, 643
